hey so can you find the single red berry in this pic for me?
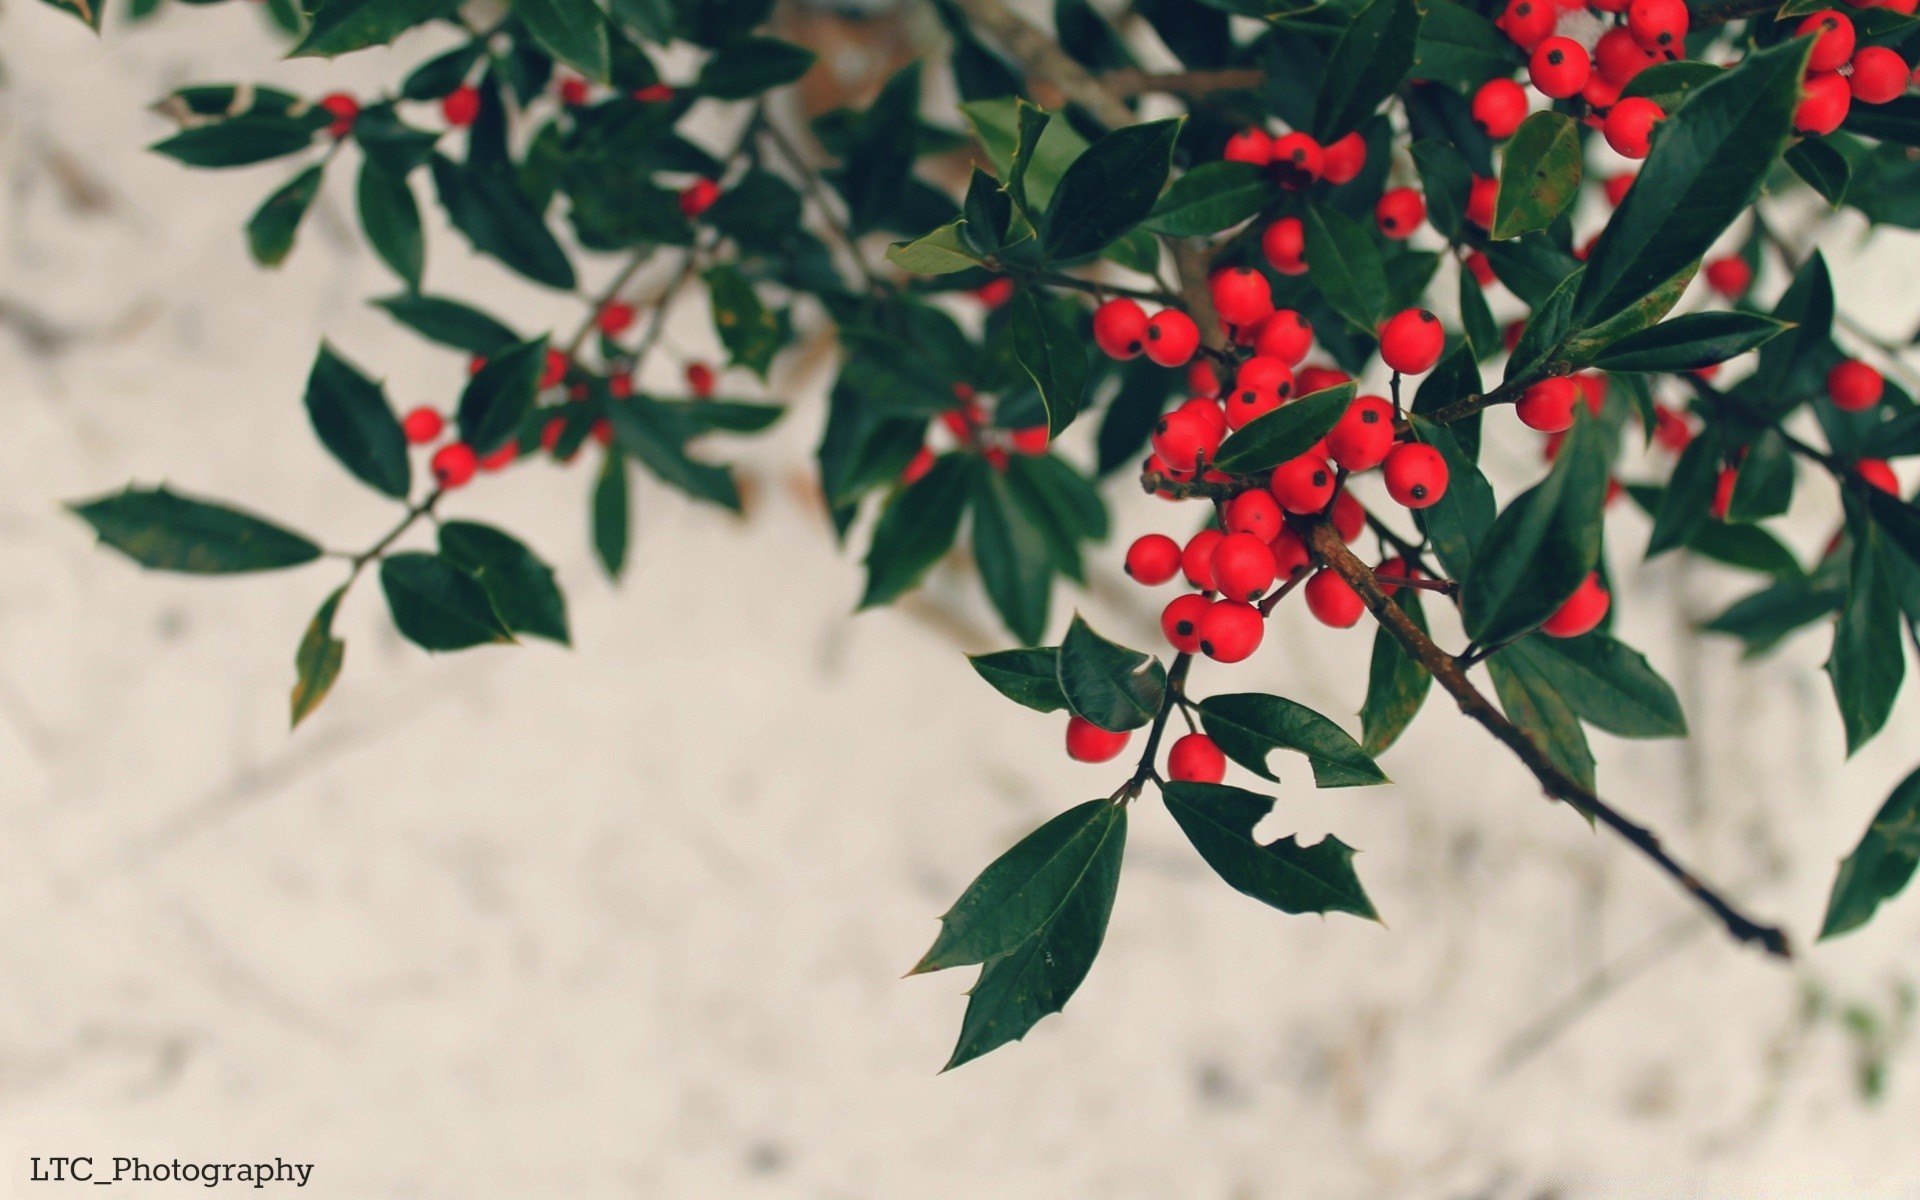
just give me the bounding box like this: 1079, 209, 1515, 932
1226, 384, 1285, 431
479, 440, 518, 472
1798, 9, 1856, 72
401, 406, 444, 445
1209, 268, 1275, 327
591, 418, 613, 446
901, 445, 935, 485
1517, 376, 1581, 432
559, 75, 591, 106
1595, 28, 1657, 83
1574, 372, 1607, 414
974, 277, 1015, 308
678, 178, 720, 219
1270, 526, 1312, 580
1253, 310, 1313, 365
1326, 394, 1396, 472
1467, 176, 1499, 230
1541, 573, 1611, 637
633, 83, 675, 103
1499, 0, 1558, 49
1374, 556, 1421, 598
1379, 308, 1445, 375
1472, 78, 1530, 139
1603, 97, 1664, 158
431, 442, 478, 489
1234, 355, 1293, 397
1653, 405, 1694, 452
1187, 360, 1222, 399
1268, 131, 1324, 189
1225, 490, 1284, 540
683, 361, 716, 397
1305, 569, 1366, 628
1849, 46, 1909, 104
1465, 251, 1496, 286
1711, 464, 1739, 519
1703, 256, 1752, 299
1796, 72, 1852, 135
1125, 533, 1182, 585
1383, 442, 1449, 508
597, 301, 636, 336
1093, 298, 1150, 360
1223, 127, 1273, 165
1144, 309, 1201, 368
1162, 593, 1212, 653
541, 348, 568, 388
1167, 733, 1228, 784
1531, 37, 1592, 99
1297, 365, 1352, 394
441, 84, 481, 127
1179, 397, 1229, 443
1007, 426, 1049, 456
1211, 532, 1279, 603
1182, 528, 1227, 590
1375, 187, 1426, 240
1856, 459, 1900, 494
317, 92, 359, 137
1323, 132, 1369, 184
1583, 72, 1624, 113
1066, 715, 1131, 763
1627, 0, 1689, 53
1270, 454, 1337, 514
1604, 171, 1636, 207
1262, 218, 1308, 275
1331, 488, 1366, 542
1828, 359, 1885, 411
1199, 599, 1265, 663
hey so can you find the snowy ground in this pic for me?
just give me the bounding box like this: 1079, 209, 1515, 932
1, 3, 1918, 1197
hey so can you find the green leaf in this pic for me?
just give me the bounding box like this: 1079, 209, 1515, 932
591, 451, 630, 580
839, 63, 922, 237
1487, 648, 1596, 794
1412, 0, 1522, 89
151, 116, 319, 168
303, 343, 411, 500
293, 0, 449, 56
1042, 118, 1181, 262
1748, 252, 1835, 420
1859, 409, 1920, 461
703, 265, 784, 378
1010, 288, 1088, 438
969, 647, 1068, 712
1410, 417, 1495, 577
1360, 590, 1432, 755
38, 0, 104, 30
1411, 139, 1473, 241
290, 586, 347, 729
1057, 615, 1166, 733
1688, 518, 1803, 578
1142, 161, 1270, 237
1198, 692, 1387, 788
1866, 487, 1920, 570
429, 155, 576, 290
356, 160, 424, 290
457, 336, 547, 456
1646, 426, 1722, 558
972, 469, 1052, 645
400, 40, 485, 100
1163, 782, 1378, 920
942, 803, 1125, 1070
1314, 0, 1422, 142
1462, 413, 1610, 644
1819, 765, 1920, 939
860, 453, 975, 607
511, 0, 609, 81
438, 521, 570, 645
696, 35, 814, 98
247, 165, 325, 267
1303, 201, 1389, 332
1618, 59, 1721, 111
69, 486, 322, 574
1492, 111, 1581, 241
605, 397, 742, 510
1827, 509, 1905, 754
1787, 138, 1851, 208
1504, 633, 1687, 739
1574, 39, 1812, 328
379, 552, 515, 651
373, 293, 519, 355
960, 97, 1089, 215
1726, 428, 1795, 524
1592, 312, 1790, 373
1212, 382, 1356, 473
352, 104, 439, 175
885, 220, 987, 275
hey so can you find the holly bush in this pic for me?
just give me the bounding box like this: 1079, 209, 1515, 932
47, 0, 1920, 1070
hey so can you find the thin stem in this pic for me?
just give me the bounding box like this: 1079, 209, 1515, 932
347, 489, 444, 580
1373, 573, 1458, 595
1111, 653, 1194, 802
1101, 67, 1265, 98
947, 0, 1134, 129
1257, 568, 1309, 616
565, 251, 650, 362
761, 108, 880, 294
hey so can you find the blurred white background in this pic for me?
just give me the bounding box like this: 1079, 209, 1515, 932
1, 1, 1918, 1196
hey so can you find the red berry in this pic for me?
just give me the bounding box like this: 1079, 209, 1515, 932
1828, 359, 1884, 411
1268, 132, 1324, 189
1856, 459, 1900, 495
1187, 360, 1222, 398
1093, 298, 1150, 360
1211, 532, 1279, 602
1182, 528, 1227, 590
1704, 256, 1752, 299
1540, 573, 1610, 637
559, 76, 591, 106
1798, 9, 1856, 72
1199, 599, 1265, 663
1254, 310, 1313, 365
1305, 569, 1366, 628
441, 84, 481, 127
1583, 72, 1625, 113
1472, 78, 1530, 139
479, 440, 518, 472
541, 348, 568, 388
1379, 308, 1445, 375
1465, 251, 1495, 286
1531, 37, 1592, 99
974, 277, 1015, 309
1168, 733, 1228, 783
1226, 385, 1284, 431
1383, 442, 1449, 508
1627, 0, 1688, 53
1066, 715, 1131, 763
686, 361, 716, 397
678, 178, 720, 218
1849, 46, 1909, 104
1144, 309, 1201, 368
1603, 97, 1664, 158
1209, 268, 1275, 327
430, 442, 478, 489
1234, 355, 1294, 396
1262, 218, 1308, 275
1331, 488, 1366, 542
1711, 465, 1739, 519
1374, 556, 1421, 597
1223, 127, 1272, 165
1595, 28, 1657, 84
633, 83, 675, 103
401, 406, 444, 445
1653, 405, 1694, 452
1326, 394, 1395, 471
1225, 489, 1284, 540
1322, 132, 1368, 184
1297, 365, 1352, 394
1796, 72, 1852, 135
1270, 526, 1313, 579
1009, 426, 1050, 455
597, 301, 636, 336
1467, 175, 1499, 229
1604, 171, 1636, 207
317, 92, 359, 137
1271, 454, 1337, 514
1375, 187, 1426, 240
1126, 533, 1183, 585
1517, 376, 1581, 432
1162, 593, 1212, 653
1499, 0, 1558, 49
1181, 396, 1230, 440
901, 445, 935, 485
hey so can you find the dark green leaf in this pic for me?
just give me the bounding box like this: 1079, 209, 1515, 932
1143, 161, 1270, 237
1410, 139, 1472, 241
1304, 201, 1389, 331
1593, 312, 1790, 373
1314, 0, 1422, 141
1819, 765, 1920, 939
1412, 0, 1522, 89
972, 469, 1053, 645
1488, 647, 1596, 793
1360, 590, 1432, 755
1492, 111, 1581, 241
1726, 428, 1795, 524
1787, 138, 1851, 207
1164, 782, 1378, 920
457, 336, 546, 455
1647, 426, 1722, 558
840, 63, 922, 237
696, 35, 814, 98
304, 343, 410, 499
1010, 288, 1088, 438
290, 586, 347, 729
1042, 118, 1181, 261
592, 450, 630, 580
400, 40, 485, 100
439, 521, 569, 645
246, 165, 325, 267
39, 0, 104, 30
69, 486, 321, 574
1505, 632, 1687, 738
1748, 252, 1835, 419
1827, 509, 1904, 754
356, 160, 424, 290
1198, 692, 1387, 787
1212, 382, 1355, 473
969, 647, 1068, 712
1057, 615, 1166, 732
1859, 408, 1920, 460
373, 293, 519, 355
704, 265, 784, 378
512, 0, 609, 80
293, 0, 449, 56
379, 552, 515, 651
860, 453, 975, 607
430, 155, 576, 290
151, 116, 319, 168
605, 397, 742, 510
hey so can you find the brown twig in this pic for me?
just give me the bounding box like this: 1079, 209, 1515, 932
1103, 67, 1265, 99
948, 0, 1135, 129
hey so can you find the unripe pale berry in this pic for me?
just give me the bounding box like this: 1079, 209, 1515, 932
1144, 309, 1201, 367
1849, 46, 1909, 104
1376, 187, 1426, 239
1383, 442, 1449, 508
1182, 529, 1226, 590
1856, 459, 1899, 495
1627, 0, 1688, 53
1305, 569, 1365, 628
1198, 599, 1265, 663
1167, 733, 1227, 784
1530, 37, 1592, 99
1796, 72, 1852, 136
1125, 533, 1183, 585
1271, 454, 1338, 514
401, 406, 444, 445
1704, 256, 1752, 299
1093, 298, 1150, 359
1162, 593, 1212, 653
1223, 127, 1272, 165
1828, 359, 1884, 411
1326, 394, 1395, 472
1066, 715, 1131, 763
1379, 308, 1445, 375
1152, 409, 1220, 474
1210, 268, 1275, 327
1268, 132, 1324, 189
1262, 218, 1308, 275
1472, 78, 1530, 139
1603, 97, 1664, 158
1517, 376, 1581, 432
1322, 132, 1368, 184
442, 84, 481, 127
1225, 489, 1284, 540
1211, 532, 1279, 602
1254, 309, 1313, 364
1798, 9, 1856, 72
431, 442, 479, 489
1540, 573, 1610, 638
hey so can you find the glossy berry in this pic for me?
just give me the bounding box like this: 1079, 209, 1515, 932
1856, 459, 1900, 495
1266, 454, 1333, 515
1262, 218, 1308, 275
1379, 308, 1445, 375
441, 84, 481, 127
1211, 533, 1279, 603
317, 92, 359, 137
1297, 365, 1352, 394
1198, 599, 1265, 663
1167, 734, 1227, 784
1226, 384, 1285, 431
974, 277, 1015, 309
901, 445, 935, 485
1125, 534, 1183, 585
558, 75, 591, 106
1798, 10, 1856, 72
1182, 529, 1227, 590
1161, 593, 1212, 653
1210, 268, 1275, 327
1467, 176, 1498, 229
1270, 526, 1312, 580
1188, 360, 1222, 398
1224, 127, 1272, 164
1704, 256, 1752, 299
1331, 488, 1366, 542
1268, 132, 1324, 188
1066, 715, 1131, 763
541, 347, 568, 388
1326, 394, 1396, 471
1828, 359, 1884, 411
1144, 310, 1201, 368
1305, 569, 1366, 628
1796, 72, 1852, 136
1383, 442, 1449, 508
430, 442, 478, 489
1653, 405, 1694, 452
1225, 490, 1284, 540
1009, 427, 1050, 455
1849, 46, 1910, 104
401, 406, 444, 445
1627, 0, 1689, 53
1374, 556, 1421, 598
1093, 298, 1149, 360
1465, 250, 1496, 286
1376, 188, 1426, 239
1179, 399, 1230, 448
1322, 132, 1368, 184
1499, 0, 1557, 49
1595, 28, 1657, 84
1235, 355, 1294, 396
1541, 573, 1610, 638
1472, 78, 1530, 139
597, 301, 635, 336
1517, 377, 1581, 432
1254, 310, 1313, 365
686, 361, 716, 397
1603, 97, 1664, 158
1530, 37, 1592, 99
678, 178, 720, 219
